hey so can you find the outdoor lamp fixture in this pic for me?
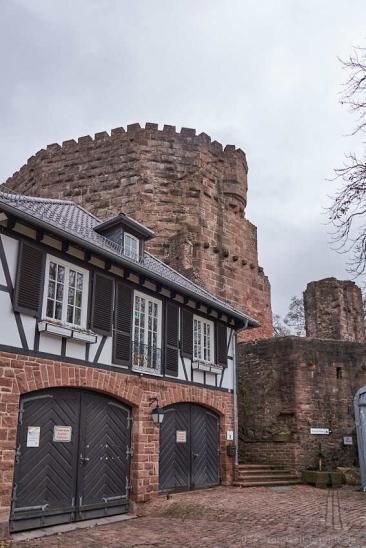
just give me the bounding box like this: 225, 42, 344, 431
150, 397, 164, 425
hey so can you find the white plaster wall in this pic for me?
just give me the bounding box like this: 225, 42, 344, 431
0, 291, 22, 348
21, 314, 37, 350
65, 339, 86, 360
2, 234, 19, 285
39, 332, 62, 355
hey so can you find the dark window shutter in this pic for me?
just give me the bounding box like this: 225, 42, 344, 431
14, 241, 44, 317
181, 308, 193, 358
113, 281, 132, 366
90, 272, 114, 336
165, 302, 179, 377
216, 322, 228, 367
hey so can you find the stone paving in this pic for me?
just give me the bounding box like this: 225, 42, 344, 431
11, 485, 366, 547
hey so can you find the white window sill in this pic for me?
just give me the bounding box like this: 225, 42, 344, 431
192, 360, 223, 375
38, 321, 98, 344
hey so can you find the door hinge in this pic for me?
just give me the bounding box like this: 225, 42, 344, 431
127, 415, 133, 428
18, 406, 24, 426
15, 444, 21, 463
126, 446, 134, 458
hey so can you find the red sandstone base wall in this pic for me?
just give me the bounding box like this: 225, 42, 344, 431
0, 352, 235, 539
239, 442, 297, 472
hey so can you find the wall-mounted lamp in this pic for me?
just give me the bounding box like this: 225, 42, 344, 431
150, 396, 165, 425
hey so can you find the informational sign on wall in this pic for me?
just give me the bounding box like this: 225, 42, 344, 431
226, 430, 234, 441
53, 426, 72, 443
310, 428, 330, 435
26, 426, 40, 447
176, 430, 187, 443
343, 436, 353, 445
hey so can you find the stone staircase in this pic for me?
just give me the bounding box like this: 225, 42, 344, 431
234, 463, 301, 488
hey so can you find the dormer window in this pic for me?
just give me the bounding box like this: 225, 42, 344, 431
94, 212, 155, 264
124, 233, 139, 261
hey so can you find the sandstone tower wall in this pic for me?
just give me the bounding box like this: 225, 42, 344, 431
4, 123, 272, 339
304, 277, 365, 342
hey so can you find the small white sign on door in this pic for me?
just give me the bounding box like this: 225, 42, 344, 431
27, 426, 40, 447
176, 430, 187, 443
226, 430, 234, 441
343, 436, 353, 445
53, 426, 72, 443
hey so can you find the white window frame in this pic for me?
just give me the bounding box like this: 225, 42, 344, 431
132, 290, 162, 348
132, 290, 162, 373
123, 232, 140, 261
193, 315, 215, 364
42, 254, 89, 329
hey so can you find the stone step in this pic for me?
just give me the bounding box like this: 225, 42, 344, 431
233, 479, 302, 488
238, 463, 280, 468
237, 469, 292, 477
236, 474, 299, 482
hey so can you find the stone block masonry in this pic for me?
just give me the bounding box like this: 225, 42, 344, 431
238, 337, 366, 473
0, 351, 235, 539
4, 123, 272, 340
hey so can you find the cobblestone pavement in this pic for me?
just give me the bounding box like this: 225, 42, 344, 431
12, 485, 366, 547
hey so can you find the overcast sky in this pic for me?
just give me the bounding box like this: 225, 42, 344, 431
1, 0, 366, 316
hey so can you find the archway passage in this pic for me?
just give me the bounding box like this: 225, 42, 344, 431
10, 389, 132, 533
159, 403, 220, 492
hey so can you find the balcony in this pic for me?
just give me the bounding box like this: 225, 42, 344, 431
132, 341, 162, 375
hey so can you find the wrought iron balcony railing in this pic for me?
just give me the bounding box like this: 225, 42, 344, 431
132, 340, 162, 374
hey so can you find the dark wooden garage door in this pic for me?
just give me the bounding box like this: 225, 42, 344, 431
159, 403, 220, 492
10, 389, 131, 533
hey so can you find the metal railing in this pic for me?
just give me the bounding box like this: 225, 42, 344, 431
132, 340, 161, 374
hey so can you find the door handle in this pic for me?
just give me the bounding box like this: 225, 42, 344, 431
80, 455, 90, 464
193, 452, 199, 458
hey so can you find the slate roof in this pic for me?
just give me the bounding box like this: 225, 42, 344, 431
0, 190, 259, 327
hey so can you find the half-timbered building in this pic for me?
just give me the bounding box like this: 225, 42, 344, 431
0, 191, 258, 537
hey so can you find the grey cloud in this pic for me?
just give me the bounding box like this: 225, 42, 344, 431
1, 0, 366, 317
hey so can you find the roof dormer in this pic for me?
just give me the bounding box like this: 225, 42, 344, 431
94, 213, 155, 262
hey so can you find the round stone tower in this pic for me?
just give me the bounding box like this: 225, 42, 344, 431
4, 123, 272, 340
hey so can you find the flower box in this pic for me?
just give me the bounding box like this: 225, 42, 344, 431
192, 360, 211, 372
38, 321, 97, 344
71, 330, 97, 344
38, 321, 72, 338
210, 365, 223, 375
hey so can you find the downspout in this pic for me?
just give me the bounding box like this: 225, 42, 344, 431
233, 320, 248, 466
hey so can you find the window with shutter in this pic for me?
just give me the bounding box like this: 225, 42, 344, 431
90, 271, 114, 335
113, 281, 133, 366
181, 308, 193, 358
165, 302, 179, 377
14, 241, 45, 317
216, 322, 228, 368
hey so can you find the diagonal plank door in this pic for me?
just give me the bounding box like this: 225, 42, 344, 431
11, 388, 131, 533
159, 403, 220, 492
11, 389, 80, 532
77, 391, 131, 519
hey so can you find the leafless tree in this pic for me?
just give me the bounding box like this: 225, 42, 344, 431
272, 313, 291, 337
329, 46, 366, 276
273, 295, 305, 337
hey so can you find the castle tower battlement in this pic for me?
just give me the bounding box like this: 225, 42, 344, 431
4, 122, 272, 340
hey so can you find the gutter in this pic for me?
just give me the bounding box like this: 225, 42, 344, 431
0, 202, 260, 329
